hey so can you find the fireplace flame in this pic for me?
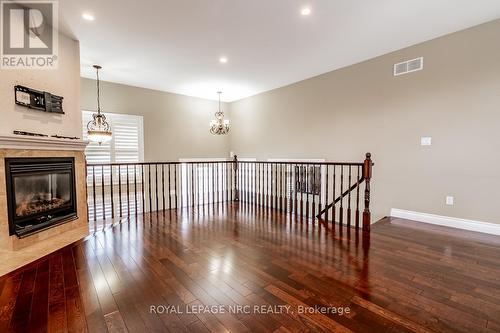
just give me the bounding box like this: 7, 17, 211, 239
15, 193, 67, 217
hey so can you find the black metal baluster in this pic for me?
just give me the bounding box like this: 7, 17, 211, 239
179, 163, 183, 208
271, 163, 274, 209
243, 163, 248, 206
249, 163, 252, 207
191, 163, 195, 208
300, 164, 304, 219
149, 164, 152, 214
229, 162, 232, 202
221, 162, 224, 206
268, 163, 271, 209
325, 165, 329, 223
249, 163, 252, 206
216, 162, 219, 206
92, 165, 96, 223
201, 163, 205, 206
195, 163, 199, 207
340, 165, 344, 227
245, 163, 248, 204
127, 165, 130, 218
212, 163, 215, 207
199, 163, 202, 206
262, 163, 265, 208
242, 163, 245, 204
162, 164, 165, 213
318, 165, 322, 222
332, 165, 336, 231
270, 163, 273, 210
174, 164, 178, 209
248, 163, 251, 206
347, 166, 352, 228
258, 163, 261, 207
155, 164, 159, 214
249, 162, 252, 207
118, 165, 122, 218
305, 164, 310, 220
282, 164, 286, 213
184, 163, 188, 208
312, 165, 316, 221
134, 165, 138, 216
226, 162, 230, 204
356, 165, 360, 229
263, 163, 267, 208
254, 163, 257, 206
237, 161, 240, 204
226, 162, 229, 204
275, 163, 279, 210
287, 164, 292, 214
110, 165, 114, 219
168, 164, 172, 210
292, 164, 299, 218
101, 166, 105, 221
142, 165, 145, 213
264, 163, 268, 209
279, 164, 283, 212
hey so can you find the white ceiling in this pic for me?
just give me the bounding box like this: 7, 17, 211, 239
59, 0, 500, 102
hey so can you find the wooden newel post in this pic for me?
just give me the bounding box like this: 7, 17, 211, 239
362, 152, 372, 231
233, 155, 239, 202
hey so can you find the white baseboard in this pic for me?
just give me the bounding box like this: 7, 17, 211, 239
390, 208, 500, 236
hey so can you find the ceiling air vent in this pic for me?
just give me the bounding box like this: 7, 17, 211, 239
393, 57, 423, 76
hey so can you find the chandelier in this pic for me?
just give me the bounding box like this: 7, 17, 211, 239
87, 65, 112, 144
209, 91, 230, 135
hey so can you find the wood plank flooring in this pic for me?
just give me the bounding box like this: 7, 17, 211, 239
1, 203, 500, 332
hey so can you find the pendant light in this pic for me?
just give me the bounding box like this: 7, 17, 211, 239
209, 91, 230, 135
87, 65, 112, 144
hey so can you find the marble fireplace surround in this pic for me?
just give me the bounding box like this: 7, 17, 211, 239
0, 135, 89, 275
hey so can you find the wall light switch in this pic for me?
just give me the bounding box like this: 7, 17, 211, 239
421, 137, 432, 146
446, 196, 454, 205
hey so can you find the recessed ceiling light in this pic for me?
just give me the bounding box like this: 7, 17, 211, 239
301, 7, 311, 16
219, 57, 228, 64
82, 13, 95, 21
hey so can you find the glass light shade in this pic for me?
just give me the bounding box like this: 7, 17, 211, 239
87, 113, 112, 144
87, 130, 112, 144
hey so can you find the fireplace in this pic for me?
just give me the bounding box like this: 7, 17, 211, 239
5, 157, 77, 237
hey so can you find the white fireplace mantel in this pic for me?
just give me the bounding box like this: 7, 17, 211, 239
0, 135, 88, 151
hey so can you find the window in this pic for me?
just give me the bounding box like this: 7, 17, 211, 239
82, 111, 144, 164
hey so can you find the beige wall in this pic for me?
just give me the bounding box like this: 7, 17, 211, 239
0, 34, 81, 138
81, 78, 230, 161
228, 19, 500, 224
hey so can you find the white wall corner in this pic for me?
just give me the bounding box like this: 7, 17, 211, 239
390, 208, 500, 236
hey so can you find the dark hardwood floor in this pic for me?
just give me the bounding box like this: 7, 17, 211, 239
1, 203, 500, 332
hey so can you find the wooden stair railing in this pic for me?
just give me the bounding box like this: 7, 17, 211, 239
85, 153, 373, 232
315, 153, 373, 230
316, 176, 366, 217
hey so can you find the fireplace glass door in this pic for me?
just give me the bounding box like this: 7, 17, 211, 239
5, 158, 77, 237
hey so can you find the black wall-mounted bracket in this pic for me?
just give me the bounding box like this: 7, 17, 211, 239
14, 85, 64, 114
